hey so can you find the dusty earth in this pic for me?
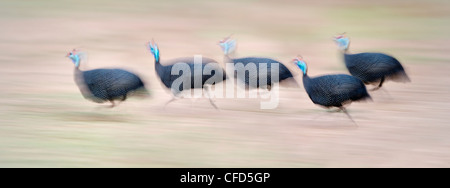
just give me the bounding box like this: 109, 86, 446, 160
0, 0, 450, 167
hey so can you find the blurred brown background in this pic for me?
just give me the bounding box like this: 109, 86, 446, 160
0, 0, 449, 167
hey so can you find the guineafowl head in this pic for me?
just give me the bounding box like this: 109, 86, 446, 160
218, 36, 236, 55
147, 40, 160, 60
334, 33, 350, 51
66, 49, 81, 67
293, 56, 307, 75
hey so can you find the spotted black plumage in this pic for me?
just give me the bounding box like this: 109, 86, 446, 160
344, 53, 410, 86
219, 37, 296, 90
147, 41, 226, 109
303, 74, 371, 107
335, 35, 410, 90
294, 57, 371, 124
154, 57, 227, 95
229, 57, 294, 89
67, 49, 148, 107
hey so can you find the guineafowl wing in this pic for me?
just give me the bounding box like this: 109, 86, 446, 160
303, 76, 333, 106
346, 53, 407, 83
105, 69, 145, 95
201, 63, 227, 85
82, 69, 145, 101
307, 87, 331, 106
82, 69, 111, 102
232, 57, 294, 88
278, 63, 294, 77
331, 75, 362, 93
363, 54, 400, 73
157, 57, 225, 95
331, 74, 371, 103
363, 54, 410, 82
305, 74, 369, 107
231, 58, 259, 87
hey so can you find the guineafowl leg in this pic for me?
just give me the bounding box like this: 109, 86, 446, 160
331, 108, 343, 112
191, 97, 198, 108
379, 77, 385, 87
370, 77, 385, 91
259, 83, 274, 99
380, 87, 392, 99
109, 101, 116, 108
110, 96, 126, 107
312, 108, 341, 120
339, 107, 357, 126
164, 96, 178, 109
258, 88, 271, 99
311, 110, 332, 120
205, 85, 219, 110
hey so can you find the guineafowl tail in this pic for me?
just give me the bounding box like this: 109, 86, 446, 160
352, 87, 372, 102
388, 70, 411, 83
129, 86, 151, 99
357, 93, 373, 102
278, 77, 300, 88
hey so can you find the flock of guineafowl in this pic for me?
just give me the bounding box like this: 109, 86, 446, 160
66, 34, 410, 124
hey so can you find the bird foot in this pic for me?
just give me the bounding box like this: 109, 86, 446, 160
370, 86, 381, 91
326, 108, 342, 113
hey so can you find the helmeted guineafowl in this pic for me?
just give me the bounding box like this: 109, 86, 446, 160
294, 56, 371, 123
218, 36, 296, 91
66, 49, 148, 107
147, 40, 227, 109
334, 34, 410, 91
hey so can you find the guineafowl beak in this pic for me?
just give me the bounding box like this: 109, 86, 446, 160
334, 32, 346, 39
333, 36, 340, 41
218, 39, 227, 45
293, 55, 303, 62
219, 34, 233, 44
147, 39, 157, 50
66, 51, 74, 58
67, 49, 78, 57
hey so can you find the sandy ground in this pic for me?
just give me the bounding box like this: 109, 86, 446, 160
0, 0, 450, 167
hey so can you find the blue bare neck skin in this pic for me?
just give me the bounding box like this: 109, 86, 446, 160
221, 40, 236, 57
71, 55, 81, 69
302, 72, 310, 82
152, 46, 160, 65
343, 48, 350, 54
153, 51, 165, 79
302, 73, 310, 91
295, 62, 307, 76
153, 52, 161, 66
336, 38, 350, 54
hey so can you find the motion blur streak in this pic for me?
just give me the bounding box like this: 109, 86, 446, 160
0, 0, 449, 167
